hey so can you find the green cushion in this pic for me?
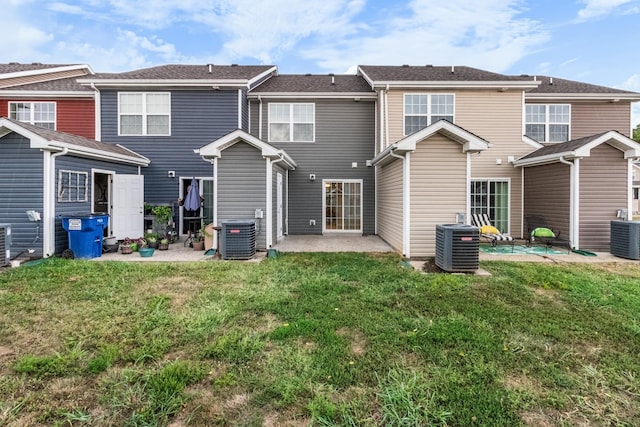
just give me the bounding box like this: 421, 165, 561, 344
532, 227, 555, 238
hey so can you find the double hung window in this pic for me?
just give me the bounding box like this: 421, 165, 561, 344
269, 103, 315, 142
118, 92, 170, 135
525, 104, 570, 143
404, 94, 454, 135
9, 102, 56, 129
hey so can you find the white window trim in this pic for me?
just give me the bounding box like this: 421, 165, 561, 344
9, 101, 57, 129
403, 93, 455, 136
322, 179, 363, 233
117, 92, 171, 136
57, 170, 88, 203
267, 102, 315, 143
470, 177, 511, 234
525, 103, 571, 143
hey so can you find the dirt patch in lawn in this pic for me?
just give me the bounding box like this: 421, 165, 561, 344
336, 327, 367, 356
422, 257, 446, 273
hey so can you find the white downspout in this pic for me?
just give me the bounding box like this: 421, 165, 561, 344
91, 83, 101, 141
466, 152, 471, 224
43, 147, 68, 257
559, 156, 577, 249
629, 159, 634, 218
384, 84, 390, 149
258, 96, 263, 140
237, 89, 243, 129
213, 157, 219, 249
520, 167, 525, 238
379, 89, 385, 152
390, 148, 409, 257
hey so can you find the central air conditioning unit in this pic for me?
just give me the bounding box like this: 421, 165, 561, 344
435, 224, 479, 272
220, 220, 256, 260
610, 220, 640, 260
0, 224, 11, 266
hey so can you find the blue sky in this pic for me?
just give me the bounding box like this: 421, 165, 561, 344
4, 0, 640, 125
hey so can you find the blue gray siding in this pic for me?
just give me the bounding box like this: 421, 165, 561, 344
54, 157, 138, 255
0, 134, 44, 258
250, 98, 376, 235
100, 89, 240, 205
217, 142, 267, 249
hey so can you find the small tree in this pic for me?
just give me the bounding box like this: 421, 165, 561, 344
634, 123, 640, 142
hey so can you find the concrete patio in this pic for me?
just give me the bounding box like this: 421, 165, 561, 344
90, 234, 638, 265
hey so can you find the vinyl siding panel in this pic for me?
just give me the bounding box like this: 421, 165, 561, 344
572, 103, 631, 138
0, 133, 44, 258
0, 69, 87, 89
217, 142, 267, 249
377, 159, 404, 253
523, 163, 570, 240
409, 135, 468, 257
0, 99, 95, 138
386, 89, 529, 237
255, 98, 376, 235
56, 99, 95, 138
101, 89, 239, 205
578, 143, 628, 251
54, 157, 138, 255
527, 101, 632, 139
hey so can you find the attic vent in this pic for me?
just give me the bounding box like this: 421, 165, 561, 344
207, 64, 213, 73
425, 64, 433, 67
31, 62, 42, 65
549, 77, 553, 85
451, 65, 455, 73
305, 73, 311, 76
231, 63, 238, 67
402, 64, 410, 67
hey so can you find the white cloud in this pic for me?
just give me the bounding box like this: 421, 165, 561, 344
302, 0, 550, 73
576, 0, 640, 21
620, 74, 640, 127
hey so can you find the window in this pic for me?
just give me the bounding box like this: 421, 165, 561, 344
470, 180, 509, 233
118, 92, 170, 135
9, 102, 56, 129
58, 170, 88, 202
404, 94, 454, 135
268, 103, 315, 142
525, 104, 570, 143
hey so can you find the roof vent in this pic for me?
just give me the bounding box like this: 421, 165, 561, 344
207, 64, 213, 74
231, 64, 238, 67
451, 65, 455, 73
331, 75, 335, 85
425, 64, 433, 67
305, 73, 311, 76
402, 64, 410, 67
31, 62, 42, 65
549, 77, 553, 85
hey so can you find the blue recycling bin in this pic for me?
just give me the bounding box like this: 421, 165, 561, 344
61, 213, 109, 259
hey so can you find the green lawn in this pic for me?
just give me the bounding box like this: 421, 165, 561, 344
1, 254, 639, 426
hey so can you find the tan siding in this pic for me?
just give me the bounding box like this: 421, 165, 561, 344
579, 143, 628, 251
572, 103, 631, 138
410, 135, 467, 257
527, 100, 632, 139
377, 159, 404, 253
385, 89, 531, 236
0, 69, 88, 89
524, 163, 571, 239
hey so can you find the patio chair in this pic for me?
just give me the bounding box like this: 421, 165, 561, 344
525, 215, 571, 253
471, 213, 515, 250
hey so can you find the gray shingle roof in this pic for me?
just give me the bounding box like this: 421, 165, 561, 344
527, 75, 637, 95
0, 63, 81, 74
88, 64, 275, 80
3, 118, 147, 162
358, 65, 532, 82
252, 74, 374, 93
519, 132, 611, 160
0, 76, 93, 92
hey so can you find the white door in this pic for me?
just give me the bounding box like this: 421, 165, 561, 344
277, 173, 283, 239
112, 174, 144, 239
323, 180, 363, 233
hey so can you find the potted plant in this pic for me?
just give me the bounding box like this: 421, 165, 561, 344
192, 229, 205, 251
120, 237, 133, 254
158, 237, 169, 250
135, 238, 147, 251
145, 232, 158, 249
